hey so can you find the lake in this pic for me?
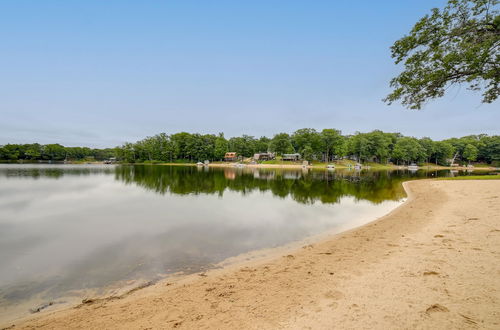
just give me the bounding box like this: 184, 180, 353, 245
0, 164, 490, 322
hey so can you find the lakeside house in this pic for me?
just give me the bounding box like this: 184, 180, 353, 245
253, 152, 275, 161
224, 152, 238, 162
282, 153, 301, 161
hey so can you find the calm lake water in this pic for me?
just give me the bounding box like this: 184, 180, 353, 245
0, 164, 493, 322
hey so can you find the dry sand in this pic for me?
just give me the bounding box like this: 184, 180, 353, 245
7, 180, 500, 329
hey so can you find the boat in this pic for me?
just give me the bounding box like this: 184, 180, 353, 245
408, 163, 419, 171
326, 164, 335, 170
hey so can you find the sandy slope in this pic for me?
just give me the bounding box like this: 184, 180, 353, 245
8, 180, 500, 330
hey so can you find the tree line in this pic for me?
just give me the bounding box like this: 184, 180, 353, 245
2, 130, 499, 165
0, 143, 114, 161
114, 129, 500, 166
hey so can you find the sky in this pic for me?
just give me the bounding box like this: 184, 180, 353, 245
0, 1, 498, 148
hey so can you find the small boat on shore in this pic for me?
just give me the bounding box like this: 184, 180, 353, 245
408, 163, 419, 171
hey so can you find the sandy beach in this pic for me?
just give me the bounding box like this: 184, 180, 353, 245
6, 179, 500, 329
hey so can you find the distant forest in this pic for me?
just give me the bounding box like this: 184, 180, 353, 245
0, 144, 114, 162
3, 129, 499, 166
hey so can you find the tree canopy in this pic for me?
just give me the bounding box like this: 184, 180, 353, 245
3, 131, 499, 166
385, 0, 499, 109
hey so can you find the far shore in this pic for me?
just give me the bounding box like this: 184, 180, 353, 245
203, 162, 498, 171
2, 160, 498, 171
127, 161, 499, 171
8, 178, 500, 329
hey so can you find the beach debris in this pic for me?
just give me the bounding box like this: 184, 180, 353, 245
126, 281, 154, 294
78, 281, 156, 308
81, 298, 95, 305
29, 301, 65, 314
422, 271, 439, 276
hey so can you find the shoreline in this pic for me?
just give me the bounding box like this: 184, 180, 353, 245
2, 161, 497, 171
162, 162, 499, 171
7, 179, 500, 329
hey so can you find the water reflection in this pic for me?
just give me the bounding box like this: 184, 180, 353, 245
0, 164, 495, 323
114, 165, 448, 204
115, 166, 417, 204
0, 164, 114, 179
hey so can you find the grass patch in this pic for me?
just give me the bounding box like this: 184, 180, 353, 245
470, 163, 494, 168
439, 174, 500, 180
364, 162, 393, 169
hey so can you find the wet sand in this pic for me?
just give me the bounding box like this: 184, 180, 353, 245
7, 180, 500, 329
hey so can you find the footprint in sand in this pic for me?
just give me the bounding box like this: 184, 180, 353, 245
324, 290, 345, 300
328, 301, 339, 309
459, 313, 478, 325
425, 304, 449, 314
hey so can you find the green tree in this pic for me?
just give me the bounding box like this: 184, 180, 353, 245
301, 145, 314, 161
463, 143, 479, 163
348, 133, 371, 162
171, 132, 194, 160
0, 144, 20, 160
321, 129, 346, 162
255, 136, 271, 153
478, 135, 500, 163
292, 128, 323, 159
116, 143, 136, 163
419, 137, 436, 164
25, 144, 42, 160
270, 133, 294, 155
214, 134, 228, 160
434, 141, 455, 165
392, 137, 426, 164
42, 144, 66, 160
228, 135, 256, 157
366, 130, 393, 163
385, 0, 499, 109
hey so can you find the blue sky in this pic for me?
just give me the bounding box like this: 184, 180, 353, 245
1, 1, 498, 148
